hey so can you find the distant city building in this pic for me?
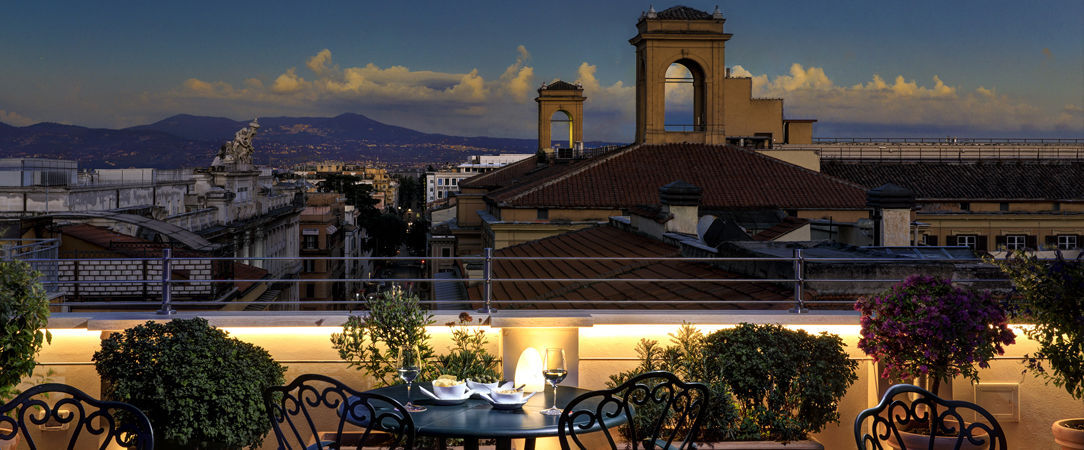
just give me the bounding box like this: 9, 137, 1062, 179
2, 121, 307, 308
425, 154, 532, 203
299, 193, 348, 307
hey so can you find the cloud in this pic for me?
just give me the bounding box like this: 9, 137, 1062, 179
0, 109, 35, 126
730, 63, 1077, 134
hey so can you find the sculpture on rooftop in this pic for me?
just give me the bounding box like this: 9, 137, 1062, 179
212, 119, 260, 167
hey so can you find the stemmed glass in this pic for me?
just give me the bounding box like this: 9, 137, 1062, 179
397, 345, 427, 413
540, 347, 567, 416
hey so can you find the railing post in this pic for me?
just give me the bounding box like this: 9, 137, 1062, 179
478, 247, 495, 314
790, 248, 807, 314
157, 248, 175, 315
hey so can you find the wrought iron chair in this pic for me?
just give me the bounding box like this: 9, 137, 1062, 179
263, 373, 415, 450
0, 382, 154, 449
854, 383, 1008, 450
558, 370, 709, 450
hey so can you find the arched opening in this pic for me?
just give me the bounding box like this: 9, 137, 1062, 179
549, 110, 573, 149
664, 60, 705, 132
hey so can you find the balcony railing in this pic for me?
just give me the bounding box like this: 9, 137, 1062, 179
9, 246, 1015, 315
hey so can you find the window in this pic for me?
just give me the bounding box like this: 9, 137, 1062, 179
1058, 235, 1078, 250
441, 248, 451, 258
437, 191, 443, 199
959, 202, 970, 211
537, 208, 549, 220
1005, 235, 1026, 250
999, 202, 1009, 212
957, 235, 977, 250
1053, 202, 1061, 211
305, 283, 315, 299
451, 178, 458, 185
303, 260, 315, 273
303, 235, 319, 249
437, 178, 444, 186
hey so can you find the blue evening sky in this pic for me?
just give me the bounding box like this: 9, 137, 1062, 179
1, 1, 1080, 140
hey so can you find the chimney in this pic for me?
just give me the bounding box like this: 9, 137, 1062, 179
659, 180, 703, 235
866, 183, 915, 246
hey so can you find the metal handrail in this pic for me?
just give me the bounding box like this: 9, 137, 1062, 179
11, 250, 1016, 314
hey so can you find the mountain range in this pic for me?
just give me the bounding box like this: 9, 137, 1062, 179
0, 113, 614, 169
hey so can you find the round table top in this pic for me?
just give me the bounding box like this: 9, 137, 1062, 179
349, 383, 626, 440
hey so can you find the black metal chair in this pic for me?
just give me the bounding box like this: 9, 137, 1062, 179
263, 374, 415, 450
0, 382, 154, 450
558, 371, 709, 450
854, 383, 1008, 450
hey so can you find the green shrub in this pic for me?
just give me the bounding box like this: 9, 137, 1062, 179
704, 323, 858, 442
992, 252, 1084, 401
607, 324, 742, 443
93, 318, 285, 449
0, 260, 51, 402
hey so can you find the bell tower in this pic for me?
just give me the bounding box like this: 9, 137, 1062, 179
536, 80, 586, 153
630, 5, 731, 145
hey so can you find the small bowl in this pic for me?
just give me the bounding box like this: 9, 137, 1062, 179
432, 382, 468, 399
491, 389, 523, 404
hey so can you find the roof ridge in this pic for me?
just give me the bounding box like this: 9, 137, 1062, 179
740, 145, 871, 192
500, 144, 639, 204
459, 155, 538, 187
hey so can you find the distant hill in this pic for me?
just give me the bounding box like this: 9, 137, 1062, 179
0, 113, 617, 169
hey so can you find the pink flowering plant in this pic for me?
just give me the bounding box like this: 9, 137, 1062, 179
855, 275, 1015, 398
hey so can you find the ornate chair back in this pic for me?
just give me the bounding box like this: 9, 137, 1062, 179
854, 383, 1008, 450
263, 374, 414, 450
0, 382, 154, 449
558, 371, 709, 450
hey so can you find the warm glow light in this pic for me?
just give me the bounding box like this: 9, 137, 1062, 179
45, 328, 100, 338
221, 326, 340, 336
514, 347, 545, 392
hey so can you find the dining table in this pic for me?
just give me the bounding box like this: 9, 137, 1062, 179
344, 382, 627, 450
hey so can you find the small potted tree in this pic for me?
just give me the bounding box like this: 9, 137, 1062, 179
855, 275, 1016, 447
992, 253, 1084, 449
0, 260, 51, 449
331, 286, 438, 386
94, 318, 285, 450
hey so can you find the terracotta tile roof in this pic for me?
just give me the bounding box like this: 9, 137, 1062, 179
540, 80, 581, 91
466, 225, 791, 309
753, 216, 809, 241
458, 154, 545, 189
58, 223, 266, 293
655, 6, 712, 20
822, 160, 1084, 200
484, 143, 867, 210
59, 223, 147, 251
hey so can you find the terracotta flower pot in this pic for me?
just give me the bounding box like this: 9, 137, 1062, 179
1053, 419, 1084, 450
883, 428, 990, 450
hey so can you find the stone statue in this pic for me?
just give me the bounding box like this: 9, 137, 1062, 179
212, 118, 260, 167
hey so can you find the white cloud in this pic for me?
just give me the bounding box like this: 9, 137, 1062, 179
730, 63, 1076, 134
0, 109, 35, 126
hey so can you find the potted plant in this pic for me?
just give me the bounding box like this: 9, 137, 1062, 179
992, 253, 1084, 449
703, 323, 858, 448
93, 317, 285, 450
609, 323, 857, 449
0, 260, 51, 449
855, 275, 1015, 447
434, 312, 501, 383
331, 286, 438, 386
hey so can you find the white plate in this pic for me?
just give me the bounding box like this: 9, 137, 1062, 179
478, 392, 537, 410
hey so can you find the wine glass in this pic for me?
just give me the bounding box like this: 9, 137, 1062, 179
397, 345, 427, 413
540, 347, 567, 416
